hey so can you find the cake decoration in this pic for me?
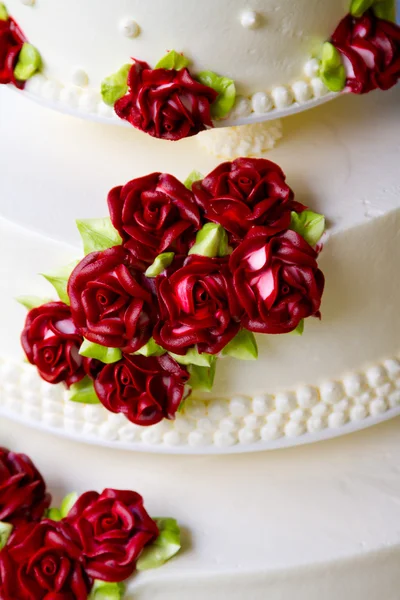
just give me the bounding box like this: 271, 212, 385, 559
321, 1, 400, 94
0, 3, 40, 88
19, 158, 326, 429
0, 447, 182, 599
101, 51, 236, 140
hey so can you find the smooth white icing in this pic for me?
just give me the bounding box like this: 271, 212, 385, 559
2, 414, 400, 599
6, 0, 348, 95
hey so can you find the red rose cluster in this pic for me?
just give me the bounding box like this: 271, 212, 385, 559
21, 158, 325, 427
331, 10, 400, 93
114, 59, 218, 140
0, 11, 25, 87
0, 448, 159, 599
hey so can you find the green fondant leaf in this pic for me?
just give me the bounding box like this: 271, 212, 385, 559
0, 522, 13, 550
188, 360, 216, 392
41, 262, 78, 305
60, 492, 78, 518
221, 330, 258, 361
79, 340, 122, 364
137, 518, 181, 571
68, 376, 100, 405
197, 71, 236, 119
135, 338, 166, 357
0, 3, 8, 20
290, 210, 325, 247
145, 252, 175, 278
373, 0, 396, 20
183, 170, 203, 190
155, 50, 190, 71
170, 347, 214, 368
14, 43, 42, 81
101, 64, 131, 107
46, 508, 62, 522
291, 320, 305, 336
319, 42, 346, 93
89, 580, 125, 600
188, 223, 229, 258
16, 296, 53, 310
350, 0, 374, 16
76, 218, 122, 256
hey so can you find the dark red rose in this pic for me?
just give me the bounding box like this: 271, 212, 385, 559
21, 302, 86, 387
108, 173, 201, 265
193, 158, 305, 246
0, 448, 51, 527
0, 520, 91, 600
68, 246, 158, 353
229, 230, 325, 334
92, 354, 189, 426
331, 10, 400, 93
153, 255, 241, 355
114, 59, 218, 140
65, 489, 159, 582
0, 16, 25, 88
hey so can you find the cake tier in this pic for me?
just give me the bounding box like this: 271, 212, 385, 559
3, 415, 400, 599
0, 85, 399, 452
5, 0, 347, 124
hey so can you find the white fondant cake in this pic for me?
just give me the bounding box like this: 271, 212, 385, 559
0, 85, 399, 452
5, 0, 348, 124
2, 415, 400, 599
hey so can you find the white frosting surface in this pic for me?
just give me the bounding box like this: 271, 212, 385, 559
2, 415, 400, 598
6, 0, 348, 95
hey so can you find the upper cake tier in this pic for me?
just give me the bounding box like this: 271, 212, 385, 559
2, 0, 399, 138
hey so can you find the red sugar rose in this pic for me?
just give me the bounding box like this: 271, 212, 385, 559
229, 230, 325, 334
108, 172, 201, 265
114, 59, 218, 140
0, 447, 51, 527
0, 16, 25, 88
68, 246, 158, 353
21, 302, 86, 387
0, 520, 91, 600
193, 158, 305, 247
65, 489, 159, 582
154, 255, 241, 355
91, 354, 189, 426
332, 10, 400, 93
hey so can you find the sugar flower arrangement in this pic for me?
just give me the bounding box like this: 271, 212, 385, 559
19, 158, 326, 428
0, 446, 181, 599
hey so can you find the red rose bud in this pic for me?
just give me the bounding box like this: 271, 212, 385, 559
0, 448, 51, 527
0, 520, 91, 600
65, 489, 159, 582
0, 16, 25, 87
230, 230, 325, 334
21, 302, 86, 387
114, 59, 218, 140
68, 246, 158, 353
331, 11, 400, 93
154, 255, 241, 355
92, 354, 189, 426
108, 172, 201, 264
193, 158, 305, 247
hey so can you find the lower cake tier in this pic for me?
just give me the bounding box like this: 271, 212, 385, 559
0, 86, 399, 452
2, 416, 400, 599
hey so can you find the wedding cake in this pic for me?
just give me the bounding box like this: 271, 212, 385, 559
0, 0, 399, 598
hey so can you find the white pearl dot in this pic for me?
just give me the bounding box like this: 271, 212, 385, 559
240, 10, 260, 29
369, 398, 388, 417
343, 373, 366, 397
388, 390, 400, 408
119, 18, 140, 38
163, 431, 181, 446
71, 67, 89, 88
98, 422, 119, 442
307, 416, 325, 433
214, 431, 237, 447
311, 77, 329, 98
208, 399, 230, 421
350, 405, 368, 422
60, 86, 82, 107
266, 412, 284, 427
230, 96, 252, 119
183, 398, 207, 419
1, 362, 21, 384
229, 395, 251, 417
141, 428, 162, 445
297, 386, 319, 409
275, 392, 297, 414
271, 86, 294, 109
311, 403, 328, 418
244, 414, 263, 429
219, 417, 240, 433
261, 423, 282, 441
119, 424, 141, 442
188, 431, 212, 447
251, 92, 273, 114
238, 428, 259, 444
328, 412, 347, 429
252, 394, 274, 415
173, 417, 195, 434
291, 81, 312, 103
285, 421, 305, 438
320, 382, 344, 405
303, 58, 320, 79
384, 359, 400, 379
366, 365, 388, 388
